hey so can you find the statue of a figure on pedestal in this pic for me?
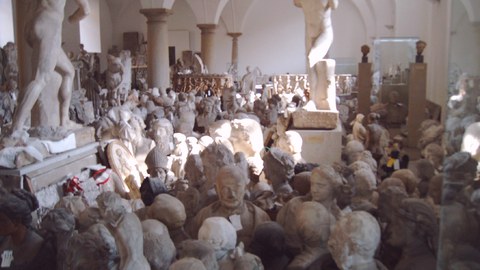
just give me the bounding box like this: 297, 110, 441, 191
294, 0, 338, 111
11, 0, 90, 132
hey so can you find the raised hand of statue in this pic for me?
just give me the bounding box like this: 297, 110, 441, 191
68, 0, 91, 23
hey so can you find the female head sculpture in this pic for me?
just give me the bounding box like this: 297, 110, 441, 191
328, 211, 381, 270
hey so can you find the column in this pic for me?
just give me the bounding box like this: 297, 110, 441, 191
357, 62, 372, 116
407, 63, 427, 148
227, 32, 242, 69
197, 24, 217, 72
140, 8, 172, 90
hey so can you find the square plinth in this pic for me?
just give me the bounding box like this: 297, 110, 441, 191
290, 121, 342, 165
291, 110, 339, 130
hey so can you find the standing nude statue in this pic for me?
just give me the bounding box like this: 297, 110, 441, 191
294, 0, 338, 110
12, 0, 90, 132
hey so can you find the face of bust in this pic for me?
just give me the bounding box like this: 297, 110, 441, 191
310, 170, 334, 203
217, 173, 246, 210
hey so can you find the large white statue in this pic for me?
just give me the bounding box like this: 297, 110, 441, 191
294, 0, 338, 111
12, 0, 90, 132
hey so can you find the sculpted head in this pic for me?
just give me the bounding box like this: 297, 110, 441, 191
263, 148, 295, 187
0, 188, 38, 235
387, 198, 438, 250
198, 217, 237, 259
215, 165, 248, 210
310, 164, 343, 204
297, 201, 331, 248
149, 194, 186, 230
328, 211, 381, 269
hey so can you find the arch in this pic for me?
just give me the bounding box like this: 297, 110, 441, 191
350, 0, 377, 39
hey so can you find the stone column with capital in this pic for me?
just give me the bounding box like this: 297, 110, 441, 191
140, 8, 172, 90
197, 24, 217, 72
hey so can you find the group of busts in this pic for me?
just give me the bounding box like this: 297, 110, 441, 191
3, 51, 480, 270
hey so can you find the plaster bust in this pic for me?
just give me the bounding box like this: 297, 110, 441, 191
328, 211, 382, 270
190, 165, 270, 247
262, 147, 295, 196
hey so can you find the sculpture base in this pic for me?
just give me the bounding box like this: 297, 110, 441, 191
0, 142, 99, 195
290, 120, 342, 165
291, 110, 338, 130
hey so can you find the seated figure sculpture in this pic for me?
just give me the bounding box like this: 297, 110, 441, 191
328, 211, 386, 270
189, 165, 271, 247
277, 164, 343, 255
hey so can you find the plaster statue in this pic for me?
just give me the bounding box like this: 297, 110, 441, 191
262, 147, 295, 197
147, 193, 190, 247
169, 257, 207, 270
11, 0, 90, 132
106, 54, 125, 106
365, 113, 390, 163
197, 96, 221, 133
229, 118, 265, 161
387, 198, 438, 270
343, 140, 365, 164
277, 164, 343, 255
141, 219, 176, 270
96, 192, 150, 270
198, 217, 237, 268
250, 221, 290, 270
200, 142, 235, 194
177, 239, 219, 270
328, 211, 384, 270
65, 223, 119, 270
148, 118, 174, 155
350, 169, 377, 214
287, 201, 332, 269
240, 66, 261, 96
189, 165, 271, 247
294, 0, 339, 110
171, 133, 189, 179
276, 130, 306, 164
0, 188, 56, 270
174, 92, 196, 136
82, 71, 102, 117
351, 114, 367, 144
391, 169, 419, 197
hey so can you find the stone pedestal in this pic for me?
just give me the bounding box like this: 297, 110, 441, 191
290, 120, 342, 165
140, 8, 172, 90
292, 59, 338, 129
407, 63, 427, 147
0, 142, 99, 194
357, 62, 372, 116
197, 24, 217, 72
291, 110, 338, 129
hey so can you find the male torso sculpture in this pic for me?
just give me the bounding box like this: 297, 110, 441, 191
294, 0, 338, 111
12, 0, 90, 132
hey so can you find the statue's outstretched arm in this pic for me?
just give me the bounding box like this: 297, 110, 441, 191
68, 0, 91, 23
327, 0, 339, 10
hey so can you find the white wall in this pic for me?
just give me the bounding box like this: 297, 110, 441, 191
0, 0, 14, 47
450, 0, 480, 76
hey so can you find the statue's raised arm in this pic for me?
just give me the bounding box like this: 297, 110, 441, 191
69, 0, 91, 23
